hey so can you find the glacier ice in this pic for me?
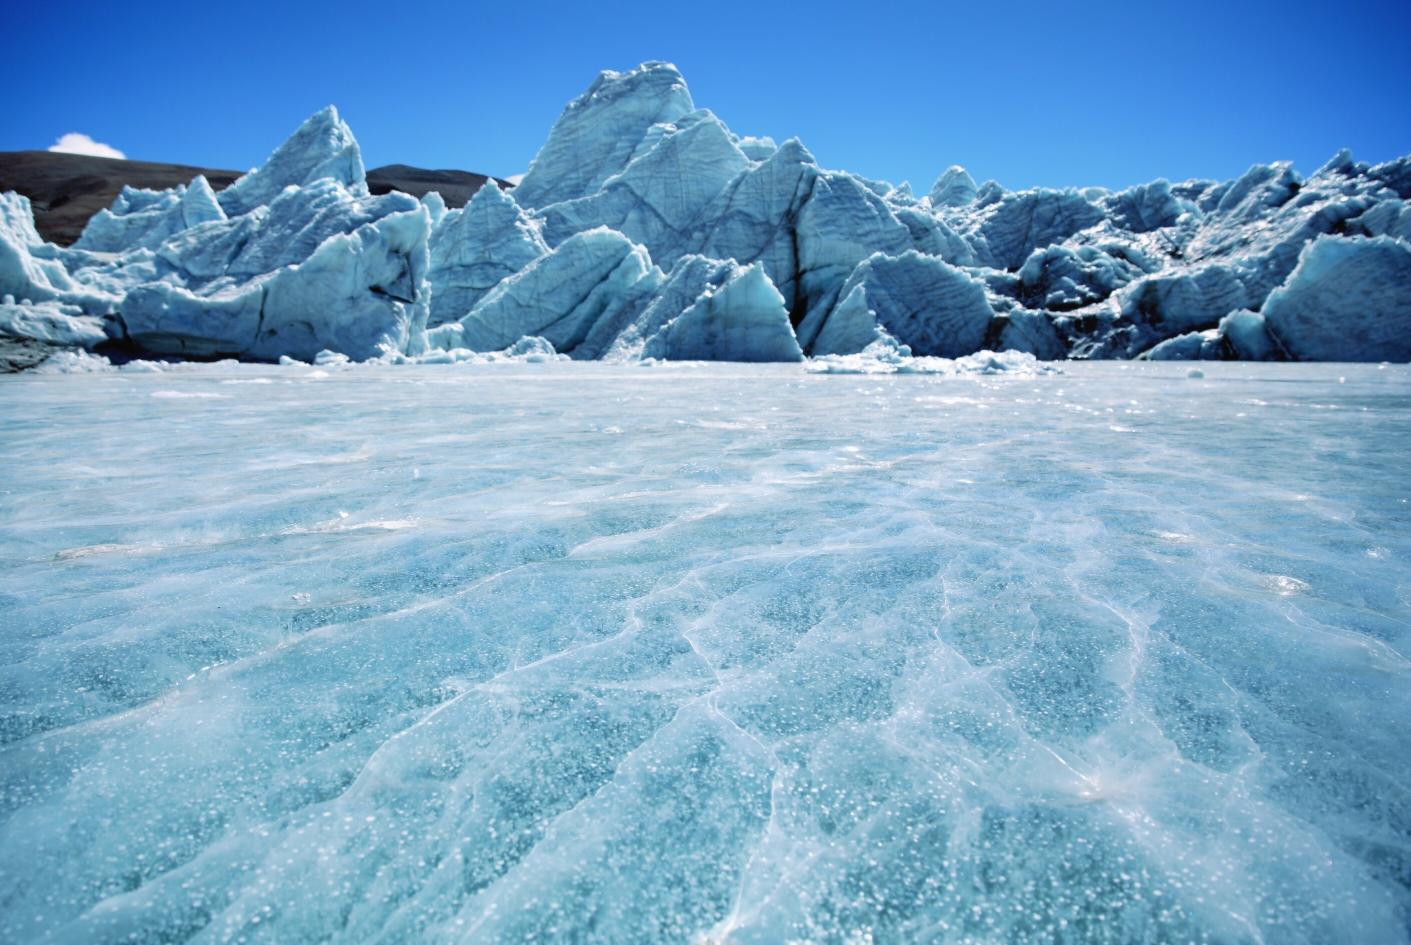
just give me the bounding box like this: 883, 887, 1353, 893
426, 180, 548, 326
0, 192, 120, 315
736, 135, 778, 162
216, 105, 367, 217
430, 229, 802, 364
1018, 242, 1161, 311
534, 107, 753, 261
1140, 327, 1222, 361
74, 175, 226, 253
438, 226, 656, 354
2, 362, 1409, 943
1216, 308, 1279, 360
1260, 234, 1411, 362
695, 137, 819, 311
640, 261, 801, 362
929, 165, 977, 207
575, 253, 770, 360
791, 170, 924, 338
801, 251, 995, 357
2, 109, 428, 362
0, 297, 107, 347
1100, 179, 1187, 233
960, 187, 1108, 271
1, 61, 1409, 366
510, 61, 695, 210
120, 179, 430, 361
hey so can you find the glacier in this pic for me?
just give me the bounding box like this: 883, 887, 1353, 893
1, 360, 1409, 943
5, 59, 1410, 945
3, 62, 1410, 367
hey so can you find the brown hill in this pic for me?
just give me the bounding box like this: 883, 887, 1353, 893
0, 151, 512, 246
364, 164, 511, 207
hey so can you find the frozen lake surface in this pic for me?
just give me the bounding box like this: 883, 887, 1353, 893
1, 361, 1409, 944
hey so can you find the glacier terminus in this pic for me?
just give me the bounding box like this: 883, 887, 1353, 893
2, 62, 1409, 368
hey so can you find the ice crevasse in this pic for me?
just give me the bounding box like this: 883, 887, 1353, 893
3, 63, 1410, 365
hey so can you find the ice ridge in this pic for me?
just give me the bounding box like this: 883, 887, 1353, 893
3, 63, 1409, 365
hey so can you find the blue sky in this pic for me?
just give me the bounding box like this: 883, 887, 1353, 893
5, 0, 1409, 191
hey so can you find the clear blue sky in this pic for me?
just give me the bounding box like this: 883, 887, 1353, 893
5, 0, 1409, 191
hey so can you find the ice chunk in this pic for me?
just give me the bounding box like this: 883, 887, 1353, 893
0, 192, 118, 314
1261, 235, 1411, 362
570, 254, 737, 360
313, 349, 351, 366
217, 106, 367, 217
1, 192, 71, 305
736, 135, 778, 161
641, 261, 801, 362
536, 109, 751, 265
568, 254, 722, 360
1351, 199, 1411, 242
122, 182, 430, 361
994, 307, 1066, 359
698, 138, 819, 311
1368, 153, 1411, 199
74, 175, 226, 252
1141, 328, 1221, 360
407, 334, 568, 365
512, 62, 695, 210
892, 203, 976, 266
30, 348, 115, 372
427, 181, 548, 325
794, 171, 915, 331
500, 335, 565, 361
451, 227, 658, 354
0, 298, 108, 347
1101, 179, 1188, 233
808, 340, 1058, 374
804, 276, 888, 356
962, 188, 1107, 270
419, 190, 447, 228
1018, 243, 1159, 310
802, 251, 996, 358
1217, 309, 1281, 360
1119, 264, 1249, 336
929, 165, 977, 207
1213, 161, 1301, 223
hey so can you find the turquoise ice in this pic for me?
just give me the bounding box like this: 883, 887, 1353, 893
1, 361, 1409, 943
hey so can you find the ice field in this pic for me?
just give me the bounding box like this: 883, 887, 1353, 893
1, 361, 1410, 943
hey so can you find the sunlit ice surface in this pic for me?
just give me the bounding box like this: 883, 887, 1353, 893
1, 361, 1409, 944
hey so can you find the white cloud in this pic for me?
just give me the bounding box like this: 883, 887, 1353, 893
505, 173, 525, 185
48, 132, 125, 160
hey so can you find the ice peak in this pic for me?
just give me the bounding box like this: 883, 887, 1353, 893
453, 176, 541, 242
773, 137, 818, 167
217, 105, 367, 217
581, 61, 691, 106
466, 176, 510, 209
511, 62, 696, 210
930, 165, 978, 207
1316, 147, 1357, 178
